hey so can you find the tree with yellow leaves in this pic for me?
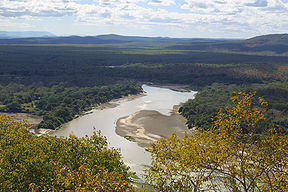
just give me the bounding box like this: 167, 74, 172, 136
146, 92, 287, 192
0, 115, 133, 191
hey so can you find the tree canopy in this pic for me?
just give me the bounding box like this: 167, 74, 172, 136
0, 83, 142, 130
146, 92, 288, 192
0, 114, 133, 191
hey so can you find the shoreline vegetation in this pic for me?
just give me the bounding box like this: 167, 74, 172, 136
0, 83, 143, 130
1, 84, 193, 144
180, 82, 288, 132
1, 91, 147, 136
0, 112, 42, 129
145, 83, 192, 92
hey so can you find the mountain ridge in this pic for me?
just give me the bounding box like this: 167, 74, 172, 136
0, 31, 56, 39
0, 33, 287, 54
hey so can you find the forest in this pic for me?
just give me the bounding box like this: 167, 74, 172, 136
180, 81, 288, 133
0, 36, 288, 87
0, 83, 142, 130
0, 34, 287, 191
1, 34, 288, 131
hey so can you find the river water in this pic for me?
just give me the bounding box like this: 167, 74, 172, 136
52, 85, 196, 177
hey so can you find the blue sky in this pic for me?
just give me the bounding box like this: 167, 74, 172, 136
0, 0, 288, 38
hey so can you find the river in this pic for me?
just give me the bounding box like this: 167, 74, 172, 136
51, 84, 196, 178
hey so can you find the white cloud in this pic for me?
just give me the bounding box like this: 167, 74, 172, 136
0, 0, 287, 37
148, 0, 176, 6
0, 16, 31, 28
97, 0, 145, 6
0, 0, 76, 17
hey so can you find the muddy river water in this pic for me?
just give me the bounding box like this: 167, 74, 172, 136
51, 85, 196, 178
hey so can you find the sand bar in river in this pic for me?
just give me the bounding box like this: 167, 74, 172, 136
116, 106, 193, 148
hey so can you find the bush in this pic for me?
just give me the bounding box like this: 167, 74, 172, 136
0, 115, 133, 191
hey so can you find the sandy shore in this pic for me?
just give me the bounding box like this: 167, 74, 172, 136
94, 93, 146, 110
0, 112, 42, 129
116, 106, 193, 148
145, 83, 191, 92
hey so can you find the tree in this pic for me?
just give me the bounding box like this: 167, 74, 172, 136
146, 92, 288, 192
0, 114, 133, 191
5, 101, 22, 112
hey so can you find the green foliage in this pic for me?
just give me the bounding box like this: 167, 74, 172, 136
0, 83, 142, 129
0, 43, 287, 87
180, 82, 288, 132
0, 115, 133, 191
180, 84, 241, 129
255, 81, 288, 132
5, 101, 22, 112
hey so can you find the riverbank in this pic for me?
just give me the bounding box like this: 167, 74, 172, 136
0, 112, 42, 129
94, 93, 146, 110
44, 93, 147, 136
1, 92, 146, 137
48, 84, 196, 179
0, 112, 55, 136
145, 83, 191, 92
116, 105, 194, 148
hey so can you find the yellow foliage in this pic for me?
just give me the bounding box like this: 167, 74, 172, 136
0, 115, 133, 191
146, 92, 287, 192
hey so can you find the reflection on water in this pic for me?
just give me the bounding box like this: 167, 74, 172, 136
52, 85, 196, 177
147, 133, 162, 139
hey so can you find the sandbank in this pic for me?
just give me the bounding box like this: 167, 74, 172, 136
116, 106, 193, 148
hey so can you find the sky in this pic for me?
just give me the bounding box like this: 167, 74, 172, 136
0, 0, 288, 38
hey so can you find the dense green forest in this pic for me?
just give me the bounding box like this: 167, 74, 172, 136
1, 33, 288, 130
180, 81, 288, 132
0, 83, 142, 130
1, 35, 288, 87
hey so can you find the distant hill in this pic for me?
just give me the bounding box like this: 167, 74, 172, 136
239, 34, 288, 53
0, 34, 228, 44
244, 34, 288, 46
0, 33, 287, 54
167, 34, 288, 54
213, 34, 288, 53
96, 34, 168, 42
95, 34, 225, 43
0, 31, 56, 39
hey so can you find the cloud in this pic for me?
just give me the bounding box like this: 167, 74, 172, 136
97, 0, 145, 6
148, 0, 176, 6
181, 0, 287, 14
0, 0, 76, 17
0, 0, 287, 37
246, 0, 268, 7
0, 16, 31, 28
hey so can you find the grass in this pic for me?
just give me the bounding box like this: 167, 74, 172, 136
124, 136, 136, 142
